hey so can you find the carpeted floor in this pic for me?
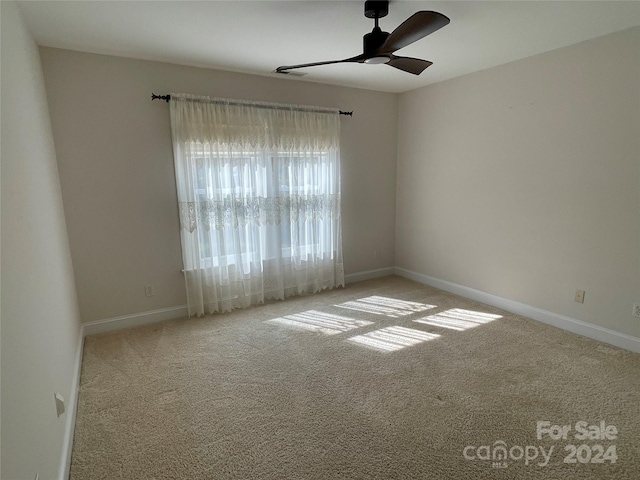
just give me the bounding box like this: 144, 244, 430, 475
70, 276, 640, 479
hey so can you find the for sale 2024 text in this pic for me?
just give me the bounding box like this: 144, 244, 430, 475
537, 420, 618, 465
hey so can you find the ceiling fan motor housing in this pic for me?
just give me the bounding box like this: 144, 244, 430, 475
364, 27, 390, 56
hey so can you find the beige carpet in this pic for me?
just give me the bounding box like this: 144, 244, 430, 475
70, 276, 640, 479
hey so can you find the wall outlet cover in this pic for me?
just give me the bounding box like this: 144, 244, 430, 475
54, 392, 65, 417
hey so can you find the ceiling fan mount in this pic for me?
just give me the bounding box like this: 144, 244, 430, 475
276, 0, 449, 76
364, 0, 389, 19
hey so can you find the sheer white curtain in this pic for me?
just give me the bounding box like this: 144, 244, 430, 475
169, 93, 344, 316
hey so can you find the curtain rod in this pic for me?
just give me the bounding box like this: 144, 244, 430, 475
151, 93, 353, 116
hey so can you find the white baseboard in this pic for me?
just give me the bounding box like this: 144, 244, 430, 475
82, 305, 189, 336
58, 327, 84, 480
345, 267, 395, 284
394, 267, 640, 354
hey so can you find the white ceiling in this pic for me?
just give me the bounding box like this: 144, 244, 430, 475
17, 1, 640, 93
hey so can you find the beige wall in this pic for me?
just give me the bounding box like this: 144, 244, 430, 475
396, 27, 640, 338
39, 48, 398, 323
1, 2, 83, 479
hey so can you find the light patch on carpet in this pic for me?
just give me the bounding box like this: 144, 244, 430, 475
414, 308, 502, 331
347, 326, 441, 352
336, 296, 436, 318
266, 310, 373, 335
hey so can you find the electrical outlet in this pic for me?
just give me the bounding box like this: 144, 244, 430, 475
54, 392, 65, 417
633, 303, 640, 318
574, 289, 585, 304
144, 284, 155, 297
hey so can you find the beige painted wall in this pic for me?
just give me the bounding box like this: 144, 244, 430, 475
1, 2, 83, 479
39, 48, 398, 323
396, 27, 640, 338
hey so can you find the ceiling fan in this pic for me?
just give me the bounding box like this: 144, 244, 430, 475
275, 0, 450, 76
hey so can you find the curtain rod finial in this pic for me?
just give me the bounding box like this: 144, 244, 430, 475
151, 93, 171, 103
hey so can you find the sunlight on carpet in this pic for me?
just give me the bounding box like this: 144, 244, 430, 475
264, 297, 504, 354
266, 310, 373, 335
336, 295, 436, 318
347, 326, 441, 352
414, 308, 502, 331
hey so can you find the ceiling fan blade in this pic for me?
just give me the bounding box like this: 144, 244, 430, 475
386, 55, 432, 75
380, 11, 450, 54
276, 55, 366, 73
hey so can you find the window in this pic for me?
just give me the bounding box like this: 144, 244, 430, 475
188, 150, 336, 270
